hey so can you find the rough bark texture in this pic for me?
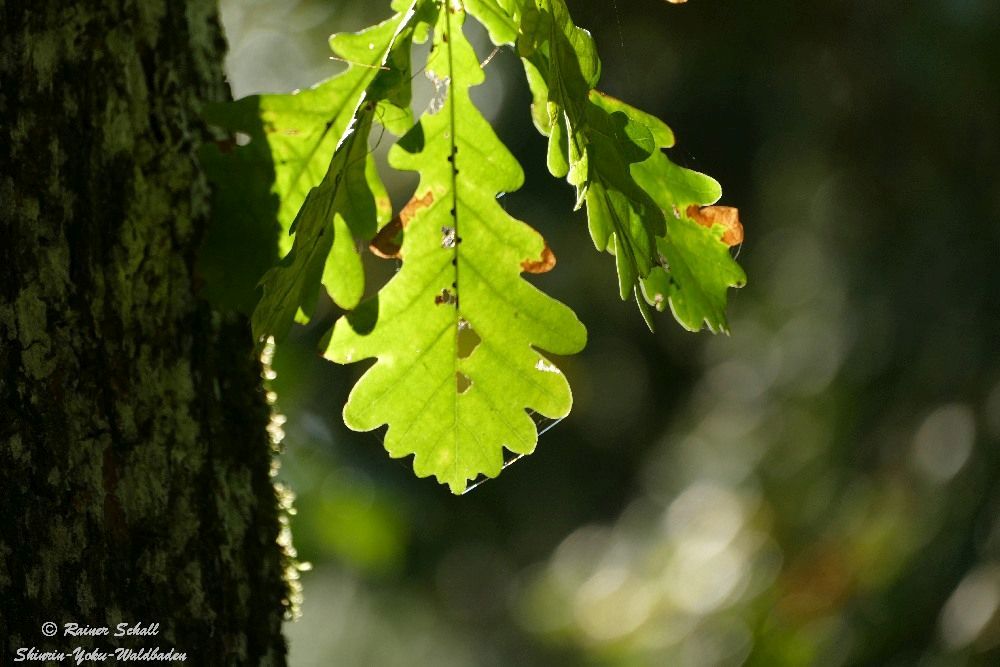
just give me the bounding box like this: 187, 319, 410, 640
0, 1, 290, 664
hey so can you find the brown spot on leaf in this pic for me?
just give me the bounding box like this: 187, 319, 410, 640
402, 191, 435, 225
434, 288, 457, 306
369, 191, 435, 258
686, 205, 743, 246
521, 243, 557, 274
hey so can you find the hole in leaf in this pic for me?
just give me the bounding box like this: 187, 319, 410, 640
456, 372, 472, 394
427, 73, 450, 114
441, 226, 456, 248
457, 319, 481, 359
434, 288, 456, 306
235, 132, 251, 146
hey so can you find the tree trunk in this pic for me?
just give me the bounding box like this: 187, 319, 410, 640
0, 1, 290, 663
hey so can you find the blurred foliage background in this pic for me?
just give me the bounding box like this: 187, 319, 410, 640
217, 0, 1000, 664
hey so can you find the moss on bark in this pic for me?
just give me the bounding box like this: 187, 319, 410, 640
0, 1, 290, 663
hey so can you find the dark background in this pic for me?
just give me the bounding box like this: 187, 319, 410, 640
218, 1, 1000, 664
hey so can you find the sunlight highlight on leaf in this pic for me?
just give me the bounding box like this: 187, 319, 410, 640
208, 0, 746, 492
470, 0, 745, 330
325, 6, 586, 493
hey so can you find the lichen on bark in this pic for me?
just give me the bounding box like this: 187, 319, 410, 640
0, 0, 292, 663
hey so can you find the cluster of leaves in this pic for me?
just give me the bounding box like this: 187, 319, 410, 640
203, 0, 745, 493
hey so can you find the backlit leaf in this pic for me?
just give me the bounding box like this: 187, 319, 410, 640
205, 0, 746, 493
475, 0, 745, 327
252, 109, 377, 344
325, 7, 586, 493
235, 3, 426, 342
633, 151, 747, 332
206, 4, 421, 327
240, 13, 410, 252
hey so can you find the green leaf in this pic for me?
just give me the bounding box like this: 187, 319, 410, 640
583, 92, 664, 298
252, 108, 377, 344
202, 4, 428, 326
631, 149, 723, 211
236, 3, 432, 343
244, 12, 411, 254
464, 0, 518, 46
490, 1, 664, 299
479, 0, 745, 329
209, 0, 745, 496
640, 217, 747, 334
325, 8, 586, 494
633, 152, 746, 333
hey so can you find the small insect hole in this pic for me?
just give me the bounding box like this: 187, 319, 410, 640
457, 319, 481, 359
441, 226, 457, 248
456, 372, 472, 394
434, 288, 457, 306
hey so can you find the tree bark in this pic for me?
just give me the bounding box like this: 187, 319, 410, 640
0, 1, 290, 663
